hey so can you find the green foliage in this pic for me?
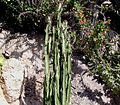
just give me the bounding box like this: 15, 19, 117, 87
1, 0, 120, 97
0, 54, 5, 67
87, 21, 120, 93
0, 54, 5, 75
0, 0, 62, 31
44, 3, 72, 105
73, 1, 120, 93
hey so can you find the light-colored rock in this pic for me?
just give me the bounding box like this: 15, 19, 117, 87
1, 58, 25, 103
0, 33, 5, 49
1, 30, 10, 35
22, 50, 33, 59
0, 87, 9, 105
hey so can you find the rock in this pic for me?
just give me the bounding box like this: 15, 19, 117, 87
0, 87, 9, 105
0, 33, 5, 49
0, 31, 44, 104
1, 58, 25, 103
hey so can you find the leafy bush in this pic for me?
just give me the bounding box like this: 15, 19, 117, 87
0, 0, 63, 32
73, 1, 120, 93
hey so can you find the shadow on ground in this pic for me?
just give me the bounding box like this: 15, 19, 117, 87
19, 76, 43, 105
71, 56, 120, 105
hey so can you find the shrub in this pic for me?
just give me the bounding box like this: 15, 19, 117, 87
73, 1, 120, 93
0, 0, 62, 32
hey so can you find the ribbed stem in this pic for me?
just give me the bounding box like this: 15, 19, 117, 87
44, 3, 72, 105
44, 23, 50, 105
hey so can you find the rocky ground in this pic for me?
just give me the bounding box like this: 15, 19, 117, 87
71, 56, 120, 105
0, 29, 120, 105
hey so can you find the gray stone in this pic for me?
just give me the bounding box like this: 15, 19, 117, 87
0, 33, 5, 49
2, 58, 25, 103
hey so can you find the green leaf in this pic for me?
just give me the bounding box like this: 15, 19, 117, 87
0, 54, 5, 67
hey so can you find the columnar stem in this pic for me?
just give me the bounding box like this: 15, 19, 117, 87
44, 3, 72, 105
